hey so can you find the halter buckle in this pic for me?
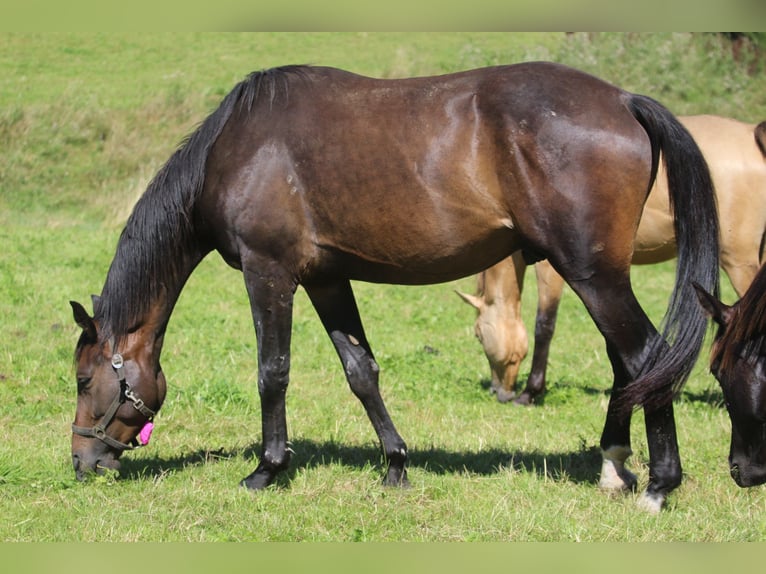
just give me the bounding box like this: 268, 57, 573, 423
125, 388, 145, 411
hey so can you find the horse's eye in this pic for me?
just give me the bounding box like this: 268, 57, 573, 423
76, 376, 92, 392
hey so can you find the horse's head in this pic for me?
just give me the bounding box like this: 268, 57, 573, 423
457, 290, 529, 403
69, 299, 167, 481
694, 284, 766, 487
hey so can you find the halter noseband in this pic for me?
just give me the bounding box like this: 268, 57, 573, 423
71, 353, 156, 451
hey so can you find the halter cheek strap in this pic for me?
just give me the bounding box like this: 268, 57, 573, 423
71, 353, 156, 451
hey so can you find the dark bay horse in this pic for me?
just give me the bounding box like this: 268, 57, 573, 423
70, 63, 719, 513
460, 115, 766, 406
694, 271, 766, 487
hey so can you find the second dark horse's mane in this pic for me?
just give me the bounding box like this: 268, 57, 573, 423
94, 65, 311, 347
715, 263, 766, 371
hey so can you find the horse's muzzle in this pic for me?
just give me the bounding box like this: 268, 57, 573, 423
730, 461, 766, 487
72, 450, 121, 481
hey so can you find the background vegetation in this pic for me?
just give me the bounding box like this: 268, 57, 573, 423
1, 33, 765, 541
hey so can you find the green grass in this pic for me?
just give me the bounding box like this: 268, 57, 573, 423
2, 32, 766, 541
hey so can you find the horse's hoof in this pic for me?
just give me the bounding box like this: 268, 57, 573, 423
512, 393, 535, 406
495, 388, 516, 403
383, 467, 410, 488
240, 470, 275, 491
636, 491, 665, 514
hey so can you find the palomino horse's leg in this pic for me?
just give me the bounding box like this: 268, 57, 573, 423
240, 264, 297, 490
719, 251, 761, 298
305, 280, 409, 487
516, 260, 566, 405
557, 269, 682, 512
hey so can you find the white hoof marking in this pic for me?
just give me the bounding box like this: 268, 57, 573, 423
598, 446, 637, 491
637, 491, 665, 514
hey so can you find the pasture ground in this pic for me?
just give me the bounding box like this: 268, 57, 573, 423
1, 33, 766, 544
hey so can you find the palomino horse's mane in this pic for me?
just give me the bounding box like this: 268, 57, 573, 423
716, 263, 766, 371
93, 65, 311, 347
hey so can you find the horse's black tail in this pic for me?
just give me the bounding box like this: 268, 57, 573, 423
619, 94, 720, 413
755, 120, 766, 157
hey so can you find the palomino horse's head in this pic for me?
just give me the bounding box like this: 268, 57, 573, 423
69, 298, 167, 481
694, 284, 766, 487
457, 290, 528, 403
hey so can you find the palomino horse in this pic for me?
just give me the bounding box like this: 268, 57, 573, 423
70, 63, 719, 513
460, 115, 766, 405
694, 267, 766, 488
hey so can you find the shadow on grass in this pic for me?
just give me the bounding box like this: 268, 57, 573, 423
680, 386, 724, 407
479, 375, 725, 409
120, 438, 603, 487
478, 375, 606, 407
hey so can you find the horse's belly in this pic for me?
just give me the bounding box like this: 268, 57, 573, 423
314, 222, 519, 285
632, 205, 676, 264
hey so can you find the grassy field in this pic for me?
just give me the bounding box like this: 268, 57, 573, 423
2, 33, 766, 542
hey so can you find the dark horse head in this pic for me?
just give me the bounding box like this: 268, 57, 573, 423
695, 274, 766, 487
69, 297, 168, 480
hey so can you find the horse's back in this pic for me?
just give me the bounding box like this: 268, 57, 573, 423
200, 63, 652, 285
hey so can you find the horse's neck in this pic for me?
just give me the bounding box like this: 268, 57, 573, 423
99, 242, 207, 351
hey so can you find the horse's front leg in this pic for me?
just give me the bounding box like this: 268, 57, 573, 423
240, 264, 297, 490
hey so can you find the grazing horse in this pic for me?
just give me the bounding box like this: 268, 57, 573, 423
460, 115, 766, 405
70, 63, 719, 512
694, 269, 766, 488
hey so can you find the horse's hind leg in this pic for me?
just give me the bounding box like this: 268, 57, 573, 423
304, 280, 409, 487
556, 267, 682, 511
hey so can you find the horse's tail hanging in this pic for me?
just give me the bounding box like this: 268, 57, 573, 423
619, 94, 721, 413
754, 120, 766, 157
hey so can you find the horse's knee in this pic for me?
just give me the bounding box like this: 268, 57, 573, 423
258, 355, 290, 395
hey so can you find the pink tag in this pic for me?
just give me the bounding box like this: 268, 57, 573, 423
138, 422, 154, 446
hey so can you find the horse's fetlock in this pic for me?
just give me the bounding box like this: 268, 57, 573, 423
599, 446, 638, 492
262, 447, 291, 471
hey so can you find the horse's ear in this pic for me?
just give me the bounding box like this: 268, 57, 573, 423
692, 283, 733, 327
70, 300, 98, 341
455, 290, 484, 310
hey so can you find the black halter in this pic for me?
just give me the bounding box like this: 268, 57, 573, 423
71, 353, 156, 451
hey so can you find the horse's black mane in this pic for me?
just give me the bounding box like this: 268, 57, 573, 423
95, 65, 311, 346
716, 262, 766, 371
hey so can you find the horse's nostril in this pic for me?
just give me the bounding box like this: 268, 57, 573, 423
72, 453, 89, 481
730, 463, 742, 482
